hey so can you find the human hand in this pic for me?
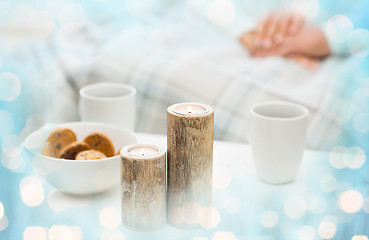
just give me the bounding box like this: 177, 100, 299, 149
252, 26, 331, 59
252, 11, 304, 51
286, 54, 319, 70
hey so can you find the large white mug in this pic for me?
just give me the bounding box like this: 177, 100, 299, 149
249, 101, 309, 184
79, 82, 136, 131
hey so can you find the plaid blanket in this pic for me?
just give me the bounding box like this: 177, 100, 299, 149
14, 3, 348, 150
57, 6, 346, 150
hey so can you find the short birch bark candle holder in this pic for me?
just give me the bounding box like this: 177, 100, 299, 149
167, 103, 214, 229
120, 144, 166, 231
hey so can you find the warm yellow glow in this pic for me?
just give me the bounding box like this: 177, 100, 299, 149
187, 105, 193, 113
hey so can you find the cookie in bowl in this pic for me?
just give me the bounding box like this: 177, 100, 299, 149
76, 150, 107, 160
42, 128, 77, 158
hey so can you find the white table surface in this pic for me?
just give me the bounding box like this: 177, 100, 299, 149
25, 133, 338, 240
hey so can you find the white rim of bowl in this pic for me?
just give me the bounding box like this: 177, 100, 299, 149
250, 101, 309, 121
79, 82, 136, 102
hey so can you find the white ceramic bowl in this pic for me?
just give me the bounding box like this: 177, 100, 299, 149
24, 122, 137, 195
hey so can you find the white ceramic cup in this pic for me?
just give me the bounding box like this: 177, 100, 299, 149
249, 101, 309, 184
79, 82, 136, 131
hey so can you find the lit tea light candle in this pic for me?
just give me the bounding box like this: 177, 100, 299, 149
167, 102, 214, 229
172, 103, 209, 115
127, 145, 159, 157
120, 144, 166, 231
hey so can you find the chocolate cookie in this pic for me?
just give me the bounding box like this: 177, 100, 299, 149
83, 132, 115, 157
76, 150, 107, 160
42, 128, 77, 158
59, 141, 90, 160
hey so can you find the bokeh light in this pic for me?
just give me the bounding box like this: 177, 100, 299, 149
329, 146, 346, 169
1, 152, 24, 172
348, 29, 369, 57
0, 215, 9, 231
338, 190, 363, 213
99, 207, 121, 229
48, 225, 72, 240
353, 114, 369, 133
23, 226, 48, 240
260, 210, 278, 228
181, 202, 201, 225
352, 236, 369, 240
207, 0, 235, 27
0, 72, 21, 102
1, 134, 23, 157
212, 166, 232, 189
308, 194, 327, 214
199, 206, 221, 229
101, 229, 125, 240
343, 147, 366, 169
20, 176, 44, 207
284, 197, 307, 220
0, 202, 4, 219
318, 220, 336, 239
325, 15, 353, 43
212, 232, 236, 240
351, 87, 369, 115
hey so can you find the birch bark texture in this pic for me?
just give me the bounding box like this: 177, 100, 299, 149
167, 103, 214, 229
120, 144, 167, 231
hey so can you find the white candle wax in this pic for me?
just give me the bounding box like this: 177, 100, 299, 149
172, 103, 209, 115
126, 144, 160, 157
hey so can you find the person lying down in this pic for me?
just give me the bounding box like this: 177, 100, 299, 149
239, 12, 332, 69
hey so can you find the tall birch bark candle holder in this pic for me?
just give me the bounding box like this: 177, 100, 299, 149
120, 144, 166, 231
167, 103, 214, 229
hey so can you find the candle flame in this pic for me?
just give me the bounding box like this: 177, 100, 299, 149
141, 149, 145, 156
187, 106, 192, 113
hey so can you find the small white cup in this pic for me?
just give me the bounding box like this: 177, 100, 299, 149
79, 82, 136, 131
249, 101, 309, 184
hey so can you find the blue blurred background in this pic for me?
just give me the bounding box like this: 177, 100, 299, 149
0, 0, 369, 239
